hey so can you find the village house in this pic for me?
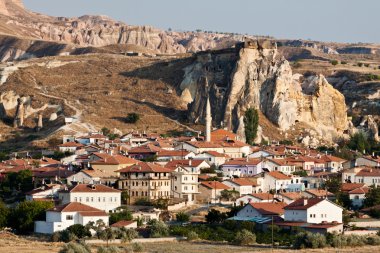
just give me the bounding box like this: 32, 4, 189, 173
198, 181, 230, 203
249, 149, 285, 159
343, 156, 380, 170
193, 151, 230, 166
58, 184, 121, 213
263, 158, 296, 175
319, 155, 346, 172
260, 171, 292, 193
25, 184, 62, 201
342, 167, 380, 186
236, 202, 287, 219
156, 150, 195, 162
221, 158, 263, 178
277, 192, 303, 204
348, 186, 369, 209
169, 162, 201, 203
284, 198, 343, 224
110, 220, 138, 229
67, 169, 117, 187
58, 142, 85, 153
76, 133, 108, 145
222, 178, 256, 196
90, 154, 138, 177
302, 189, 335, 200
35, 202, 109, 234
127, 144, 162, 160
116, 162, 172, 204
235, 193, 275, 206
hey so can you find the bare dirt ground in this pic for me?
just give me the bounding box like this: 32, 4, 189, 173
1, 234, 380, 253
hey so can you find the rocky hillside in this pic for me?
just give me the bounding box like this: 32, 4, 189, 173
181, 40, 348, 145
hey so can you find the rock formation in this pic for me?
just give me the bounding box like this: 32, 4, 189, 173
181, 40, 348, 143
36, 113, 43, 132
13, 97, 24, 127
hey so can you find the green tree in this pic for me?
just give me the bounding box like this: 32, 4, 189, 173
0, 201, 9, 228
121, 191, 129, 205
101, 127, 111, 136
67, 224, 91, 239
99, 227, 117, 246
220, 189, 240, 201
148, 219, 169, 238
118, 227, 138, 243
176, 212, 190, 223
109, 207, 133, 225
323, 177, 342, 195
9, 200, 54, 233
125, 113, 140, 124
364, 185, 380, 208
205, 209, 228, 224
244, 108, 259, 145
233, 229, 256, 245
349, 131, 371, 154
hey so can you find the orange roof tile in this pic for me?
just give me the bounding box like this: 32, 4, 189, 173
249, 202, 287, 215
201, 181, 230, 190
116, 162, 172, 173
64, 184, 121, 193
267, 171, 291, 180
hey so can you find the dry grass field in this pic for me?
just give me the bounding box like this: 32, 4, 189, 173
1, 234, 380, 253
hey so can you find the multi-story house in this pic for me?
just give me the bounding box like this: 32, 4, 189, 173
170, 163, 200, 203
263, 158, 296, 175
58, 184, 121, 213
284, 198, 343, 224
260, 171, 292, 193
221, 158, 264, 177
116, 162, 172, 204
35, 202, 109, 234
222, 178, 256, 196
342, 167, 380, 186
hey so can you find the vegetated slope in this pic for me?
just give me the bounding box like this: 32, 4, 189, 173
0, 53, 194, 150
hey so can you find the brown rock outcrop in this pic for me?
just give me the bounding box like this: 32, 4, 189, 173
182, 40, 348, 143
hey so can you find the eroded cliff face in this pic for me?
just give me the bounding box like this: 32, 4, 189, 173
181, 40, 348, 143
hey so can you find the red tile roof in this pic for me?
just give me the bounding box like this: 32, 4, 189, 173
201, 181, 230, 190
165, 159, 207, 170
64, 184, 121, 193
157, 150, 191, 157
267, 171, 291, 180
341, 183, 365, 192
91, 155, 138, 165
356, 168, 380, 177
185, 141, 223, 148
58, 142, 84, 148
251, 193, 274, 200
284, 198, 325, 210
116, 162, 172, 173
227, 178, 256, 186
348, 187, 369, 195
128, 144, 162, 154
223, 158, 262, 166
50, 202, 107, 215
279, 192, 303, 201
204, 151, 230, 158
320, 155, 346, 163
210, 129, 238, 142
305, 189, 334, 197
111, 220, 137, 227
249, 202, 287, 215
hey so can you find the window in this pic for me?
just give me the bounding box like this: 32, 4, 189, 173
98, 197, 101, 202
66, 215, 73, 220
91, 197, 93, 202
86, 197, 89, 202
74, 197, 77, 202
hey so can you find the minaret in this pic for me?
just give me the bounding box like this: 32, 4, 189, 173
205, 97, 212, 142
37, 114, 43, 132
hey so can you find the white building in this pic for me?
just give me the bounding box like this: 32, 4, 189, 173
26, 184, 61, 201
236, 202, 287, 219
342, 167, 380, 186
194, 151, 230, 166
263, 159, 296, 175
261, 171, 292, 193
284, 198, 343, 224
58, 184, 121, 213
58, 142, 84, 153
222, 178, 255, 196
235, 193, 274, 206
35, 202, 109, 234
348, 186, 369, 209
171, 164, 200, 203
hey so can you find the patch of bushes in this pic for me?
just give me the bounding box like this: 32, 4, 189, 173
132, 242, 144, 252
176, 212, 190, 223
331, 60, 339, 66
233, 229, 256, 245
125, 113, 140, 124
148, 219, 169, 238
59, 242, 91, 253
97, 246, 122, 253
293, 232, 327, 249
186, 231, 199, 241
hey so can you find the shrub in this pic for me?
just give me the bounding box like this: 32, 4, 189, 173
148, 219, 169, 238
67, 224, 91, 239
233, 229, 256, 245
331, 60, 339, 65
176, 212, 190, 223
293, 232, 326, 249
358, 62, 364, 67
118, 227, 138, 242
59, 230, 78, 243
367, 236, 380, 246
59, 242, 91, 253
125, 113, 140, 124
205, 209, 228, 223
99, 227, 117, 246
341, 61, 347, 65
186, 231, 199, 241
97, 246, 122, 253
132, 242, 144, 252
109, 207, 133, 225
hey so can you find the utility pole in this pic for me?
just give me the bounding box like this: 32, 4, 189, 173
271, 215, 274, 252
